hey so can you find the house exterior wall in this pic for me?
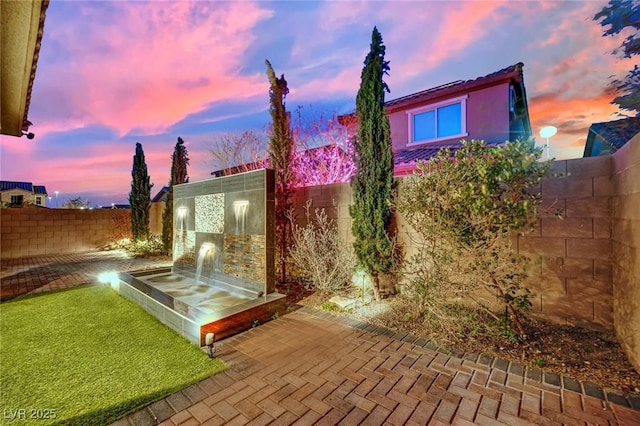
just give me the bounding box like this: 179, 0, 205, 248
388, 83, 510, 151
0, 209, 130, 258
611, 132, 640, 373
0, 188, 45, 206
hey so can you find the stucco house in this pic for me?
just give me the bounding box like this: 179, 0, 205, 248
0, 181, 48, 207
583, 117, 640, 157
340, 62, 532, 175
1, 0, 49, 139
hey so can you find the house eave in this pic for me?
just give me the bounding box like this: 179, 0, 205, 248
0, 0, 49, 138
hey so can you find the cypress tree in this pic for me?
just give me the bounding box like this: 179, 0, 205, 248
162, 137, 189, 253
265, 59, 294, 284
349, 27, 394, 299
129, 142, 153, 242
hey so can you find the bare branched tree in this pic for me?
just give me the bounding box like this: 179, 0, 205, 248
208, 130, 269, 176
291, 106, 356, 186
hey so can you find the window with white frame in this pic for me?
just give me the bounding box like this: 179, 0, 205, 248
10, 195, 24, 205
407, 95, 468, 144
35, 196, 42, 205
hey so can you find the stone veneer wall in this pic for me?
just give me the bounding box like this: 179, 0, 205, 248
0, 208, 130, 259
172, 169, 275, 295
611, 133, 640, 373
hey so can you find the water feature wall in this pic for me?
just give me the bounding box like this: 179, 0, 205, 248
171, 169, 275, 296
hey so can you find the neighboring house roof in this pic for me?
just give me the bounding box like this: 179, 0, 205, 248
33, 185, 47, 195
152, 186, 169, 202
0, 180, 48, 195
384, 63, 526, 112
395, 142, 502, 166
339, 63, 531, 169
210, 144, 347, 177
583, 117, 640, 157
0, 0, 49, 138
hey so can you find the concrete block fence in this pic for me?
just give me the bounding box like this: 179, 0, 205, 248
289, 136, 640, 373
0, 208, 131, 259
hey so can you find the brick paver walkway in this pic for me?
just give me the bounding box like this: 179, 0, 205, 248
2, 252, 638, 425
115, 309, 640, 426
0, 250, 171, 301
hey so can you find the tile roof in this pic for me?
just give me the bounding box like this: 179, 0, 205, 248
0, 181, 48, 194
385, 63, 524, 112
587, 117, 640, 151
33, 185, 47, 195
1, 181, 33, 192
394, 142, 502, 166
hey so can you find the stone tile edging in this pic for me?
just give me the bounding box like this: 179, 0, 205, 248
300, 306, 640, 412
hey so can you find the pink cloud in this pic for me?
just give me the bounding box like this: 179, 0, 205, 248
36, 2, 273, 137
529, 90, 621, 159
385, 1, 508, 79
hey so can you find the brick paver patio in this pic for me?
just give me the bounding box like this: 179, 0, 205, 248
115, 309, 640, 426
2, 252, 638, 425
0, 250, 171, 301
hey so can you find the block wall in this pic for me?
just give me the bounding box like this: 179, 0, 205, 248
611, 133, 640, 373
0, 208, 130, 259
518, 156, 614, 329
292, 145, 639, 371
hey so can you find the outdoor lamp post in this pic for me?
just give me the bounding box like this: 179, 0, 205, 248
54, 190, 59, 207
539, 126, 557, 161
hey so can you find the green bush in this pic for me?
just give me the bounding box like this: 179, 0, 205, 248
396, 139, 549, 338
115, 235, 166, 258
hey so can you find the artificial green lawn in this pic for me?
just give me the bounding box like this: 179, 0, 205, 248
0, 285, 226, 425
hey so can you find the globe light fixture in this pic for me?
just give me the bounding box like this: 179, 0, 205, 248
539, 126, 557, 161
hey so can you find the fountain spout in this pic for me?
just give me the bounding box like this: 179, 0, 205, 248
233, 200, 249, 235
195, 243, 217, 284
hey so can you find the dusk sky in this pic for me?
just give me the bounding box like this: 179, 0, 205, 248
0, 0, 633, 207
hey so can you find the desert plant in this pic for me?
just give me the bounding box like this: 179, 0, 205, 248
289, 200, 356, 293
115, 235, 166, 258
396, 139, 549, 338
350, 26, 394, 300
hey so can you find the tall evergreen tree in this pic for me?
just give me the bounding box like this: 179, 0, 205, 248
265, 59, 294, 284
129, 142, 153, 242
349, 27, 394, 299
162, 137, 189, 253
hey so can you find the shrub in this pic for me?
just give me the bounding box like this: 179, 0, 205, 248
289, 201, 356, 293
114, 235, 166, 258
396, 139, 549, 338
